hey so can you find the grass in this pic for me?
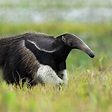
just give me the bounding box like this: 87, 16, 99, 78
0, 22, 112, 112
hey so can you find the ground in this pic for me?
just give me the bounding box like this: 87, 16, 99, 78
0, 22, 112, 112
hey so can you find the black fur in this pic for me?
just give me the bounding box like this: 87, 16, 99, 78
3, 40, 39, 86
0, 32, 95, 86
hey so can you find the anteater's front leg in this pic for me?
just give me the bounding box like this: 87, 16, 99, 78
57, 62, 68, 85
35, 64, 63, 86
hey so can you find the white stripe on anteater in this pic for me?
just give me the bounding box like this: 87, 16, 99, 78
27, 40, 56, 53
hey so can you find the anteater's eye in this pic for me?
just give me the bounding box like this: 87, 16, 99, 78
69, 40, 73, 47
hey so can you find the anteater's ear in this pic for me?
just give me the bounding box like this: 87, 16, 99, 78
62, 36, 66, 43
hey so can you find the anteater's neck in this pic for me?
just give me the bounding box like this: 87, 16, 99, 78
52, 38, 72, 65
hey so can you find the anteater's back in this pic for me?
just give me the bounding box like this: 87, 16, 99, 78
0, 32, 55, 66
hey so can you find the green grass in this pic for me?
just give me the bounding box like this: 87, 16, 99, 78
0, 22, 112, 112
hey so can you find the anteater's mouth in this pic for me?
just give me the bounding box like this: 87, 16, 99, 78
88, 51, 95, 58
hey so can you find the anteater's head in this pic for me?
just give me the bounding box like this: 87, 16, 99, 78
61, 33, 95, 58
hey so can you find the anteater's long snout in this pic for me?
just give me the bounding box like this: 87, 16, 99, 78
87, 50, 95, 58
60, 33, 95, 58
78, 42, 95, 58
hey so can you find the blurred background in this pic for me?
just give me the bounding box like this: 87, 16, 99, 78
0, 1, 112, 112
0, 0, 112, 23
0, 0, 112, 72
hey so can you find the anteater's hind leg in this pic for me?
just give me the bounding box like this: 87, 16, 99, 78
3, 40, 39, 86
